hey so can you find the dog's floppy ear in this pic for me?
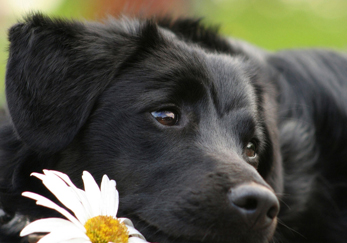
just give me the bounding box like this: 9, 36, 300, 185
5, 14, 135, 152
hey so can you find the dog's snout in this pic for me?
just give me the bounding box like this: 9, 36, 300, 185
228, 183, 279, 229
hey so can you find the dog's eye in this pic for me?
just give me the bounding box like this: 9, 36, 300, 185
151, 110, 178, 126
245, 142, 257, 158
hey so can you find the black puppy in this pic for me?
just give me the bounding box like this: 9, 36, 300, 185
0, 14, 346, 243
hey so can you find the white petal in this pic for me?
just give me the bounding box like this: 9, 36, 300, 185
32, 171, 88, 224
119, 218, 146, 240
31, 173, 45, 181
48, 171, 79, 190
51, 171, 94, 222
20, 218, 79, 236
125, 225, 146, 240
37, 229, 89, 243
100, 175, 119, 216
22, 192, 85, 232
82, 171, 102, 217
109, 179, 118, 216
119, 218, 134, 227
128, 237, 149, 243
60, 239, 90, 243
100, 174, 109, 216
73, 188, 94, 222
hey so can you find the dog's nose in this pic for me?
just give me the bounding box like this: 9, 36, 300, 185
228, 183, 279, 229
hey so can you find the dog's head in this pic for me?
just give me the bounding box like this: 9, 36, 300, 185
4, 14, 283, 243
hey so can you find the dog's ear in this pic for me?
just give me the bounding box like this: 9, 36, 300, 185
5, 13, 138, 152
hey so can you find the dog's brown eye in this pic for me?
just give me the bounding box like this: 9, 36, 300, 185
245, 142, 257, 158
151, 110, 178, 126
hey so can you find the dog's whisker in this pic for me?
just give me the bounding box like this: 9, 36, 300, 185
277, 219, 306, 239
277, 198, 291, 210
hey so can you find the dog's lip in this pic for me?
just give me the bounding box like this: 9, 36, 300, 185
128, 213, 277, 243
127, 213, 212, 242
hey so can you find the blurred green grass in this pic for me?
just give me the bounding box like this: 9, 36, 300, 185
0, 37, 6, 106
195, 0, 347, 50
1, 0, 347, 106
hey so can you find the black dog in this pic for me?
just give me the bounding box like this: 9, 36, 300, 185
0, 13, 347, 243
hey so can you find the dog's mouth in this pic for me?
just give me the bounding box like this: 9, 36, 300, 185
127, 214, 213, 243
125, 213, 277, 243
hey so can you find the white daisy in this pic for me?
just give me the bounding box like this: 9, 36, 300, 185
20, 170, 149, 243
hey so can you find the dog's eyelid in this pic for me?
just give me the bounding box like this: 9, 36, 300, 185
144, 102, 180, 112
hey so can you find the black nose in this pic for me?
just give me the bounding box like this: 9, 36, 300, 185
228, 183, 279, 229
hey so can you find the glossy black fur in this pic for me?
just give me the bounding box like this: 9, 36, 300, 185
0, 14, 347, 243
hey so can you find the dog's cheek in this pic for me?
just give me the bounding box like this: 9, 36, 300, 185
260, 95, 283, 195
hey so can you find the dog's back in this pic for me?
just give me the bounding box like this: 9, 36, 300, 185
267, 50, 347, 242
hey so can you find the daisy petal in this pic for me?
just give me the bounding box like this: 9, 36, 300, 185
22, 192, 84, 231
100, 175, 118, 216
109, 179, 118, 216
60, 239, 90, 243
32, 171, 88, 224
119, 218, 134, 227
126, 225, 146, 240
119, 218, 146, 240
20, 218, 80, 236
128, 236, 150, 243
50, 171, 93, 221
100, 174, 109, 216
82, 171, 102, 217
73, 188, 94, 222
37, 228, 89, 243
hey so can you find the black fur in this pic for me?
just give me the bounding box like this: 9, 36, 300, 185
0, 13, 346, 243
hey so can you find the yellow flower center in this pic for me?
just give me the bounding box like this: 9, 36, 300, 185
84, 216, 129, 243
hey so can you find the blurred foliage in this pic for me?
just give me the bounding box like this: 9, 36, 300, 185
1, 0, 347, 106
194, 0, 347, 50
0, 38, 5, 105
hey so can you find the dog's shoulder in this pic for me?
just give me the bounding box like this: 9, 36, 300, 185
268, 49, 347, 127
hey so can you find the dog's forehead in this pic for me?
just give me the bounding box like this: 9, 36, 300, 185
136, 42, 257, 114
101, 24, 257, 117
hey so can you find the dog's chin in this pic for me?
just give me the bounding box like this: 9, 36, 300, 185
130, 215, 277, 243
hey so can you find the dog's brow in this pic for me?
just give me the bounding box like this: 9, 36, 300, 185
208, 79, 253, 119
204, 55, 257, 118
174, 78, 208, 102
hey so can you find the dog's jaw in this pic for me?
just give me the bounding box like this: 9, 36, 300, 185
122, 212, 277, 243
